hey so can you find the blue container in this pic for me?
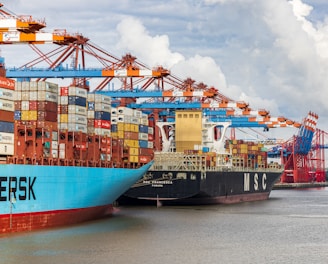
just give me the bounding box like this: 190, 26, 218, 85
68, 96, 87, 107
111, 124, 118, 132
202, 147, 209, 153
14, 110, 21, 120
0, 121, 14, 133
88, 102, 95, 110
139, 140, 148, 148
138, 125, 148, 133
95, 111, 111, 121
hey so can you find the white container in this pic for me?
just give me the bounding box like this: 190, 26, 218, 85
94, 128, 111, 136
0, 143, 14, 155
21, 100, 30, 111
52, 131, 58, 141
59, 149, 66, 159
69, 87, 88, 98
95, 94, 111, 104
148, 127, 154, 134
60, 96, 68, 105
147, 141, 154, 149
68, 105, 87, 115
130, 117, 140, 125
21, 91, 29, 100
37, 81, 58, 94
68, 123, 87, 133
94, 103, 111, 112
15, 82, 22, 91
59, 143, 66, 150
52, 149, 58, 158
140, 118, 148, 126
0, 132, 14, 144
0, 98, 15, 111
68, 114, 87, 125
14, 91, 22, 101
52, 141, 58, 150
21, 81, 30, 91
133, 110, 142, 118
118, 106, 134, 116
38, 91, 58, 103
87, 110, 95, 119
29, 91, 38, 101
0, 88, 15, 101
29, 81, 38, 91
59, 123, 68, 130
138, 132, 148, 140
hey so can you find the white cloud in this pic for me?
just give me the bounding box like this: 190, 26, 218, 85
116, 17, 184, 68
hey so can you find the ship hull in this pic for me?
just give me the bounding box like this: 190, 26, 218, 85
119, 169, 281, 205
0, 162, 152, 233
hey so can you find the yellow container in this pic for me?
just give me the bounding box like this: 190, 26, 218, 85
131, 124, 139, 132
124, 139, 139, 148
60, 114, 68, 123
118, 130, 124, 139
129, 147, 139, 155
129, 155, 139, 163
118, 122, 125, 131
124, 123, 131, 131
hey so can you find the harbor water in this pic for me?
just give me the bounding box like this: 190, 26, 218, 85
1, 188, 328, 264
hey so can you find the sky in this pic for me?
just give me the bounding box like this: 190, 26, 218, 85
1, 0, 328, 140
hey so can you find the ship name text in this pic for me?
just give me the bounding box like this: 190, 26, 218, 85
143, 180, 173, 188
244, 173, 267, 192
0, 177, 36, 202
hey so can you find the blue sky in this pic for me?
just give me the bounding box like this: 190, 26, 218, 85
2, 0, 328, 139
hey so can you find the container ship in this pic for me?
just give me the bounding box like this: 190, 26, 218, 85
0, 73, 154, 233
119, 110, 282, 205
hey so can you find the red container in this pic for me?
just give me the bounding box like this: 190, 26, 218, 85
0, 77, 15, 90
14, 101, 21, 111
124, 131, 138, 140
58, 105, 68, 114
29, 101, 38, 111
139, 155, 152, 163
60, 87, 69, 96
37, 111, 57, 122
148, 134, 153, 141
38, 101, 58, 112
0, 110, 14, 122
36, 121, 58, 130
139, 147, 153, 156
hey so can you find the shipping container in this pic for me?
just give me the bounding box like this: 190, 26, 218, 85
0, 132, 14, 144
68, 96, 87, 107
38, 91, 58, 103
0, 142, 14, 155
94, 111, 111, 121
0, 87, 15, 100
0, 98, 15, 112
0, 77, 15, 90
68, 87, 88, 98
68, 105, 87, 115
0, 110, 14, 122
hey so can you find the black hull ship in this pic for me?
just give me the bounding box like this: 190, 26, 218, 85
119, 110, 282, 205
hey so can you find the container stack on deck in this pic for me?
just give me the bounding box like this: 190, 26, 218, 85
0, 77, 15, 159
110, 106, 154, 166
0, 78, 154, 168
224, 139, 280, 169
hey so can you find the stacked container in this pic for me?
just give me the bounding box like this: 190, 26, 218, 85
58, 86, 87, 133
86, 93, 112, 161
114, 106, 154, 164
0, 77, 15, 156
87, 93, 111, 136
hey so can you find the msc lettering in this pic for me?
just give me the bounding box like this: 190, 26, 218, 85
0, 177, 36, 201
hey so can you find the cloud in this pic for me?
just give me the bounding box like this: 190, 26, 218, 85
116, 17, 184, 68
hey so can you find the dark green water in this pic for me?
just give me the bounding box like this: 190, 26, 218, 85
1, 188, 328, 264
